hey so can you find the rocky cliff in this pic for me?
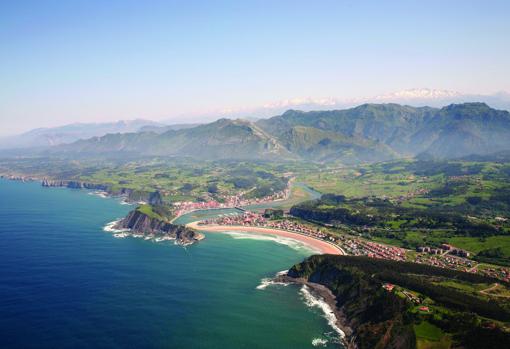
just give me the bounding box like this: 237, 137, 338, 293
42, 179, 110, 191
41, 178, 154, 202
114, 208, 204, 245
286, 256, 414, 349
286, 255, 510, 349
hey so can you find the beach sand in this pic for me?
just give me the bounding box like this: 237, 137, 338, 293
187, 222, 344, 255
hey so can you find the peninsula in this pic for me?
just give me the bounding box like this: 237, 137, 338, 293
113, 204, 204, 245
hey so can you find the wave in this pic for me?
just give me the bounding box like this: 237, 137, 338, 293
256, 270, 289, 290
311, 338, 328, 347
113, 232, 130, 238
299, 285, 345, 338
222, 231, 321, 254
88, 191, 109, 198
103, 220, 129, 233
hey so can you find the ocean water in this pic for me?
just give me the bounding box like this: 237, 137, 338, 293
0, 179, 343, 348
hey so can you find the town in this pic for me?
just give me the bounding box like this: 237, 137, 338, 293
172, 185, 291, 218
200, 210, 510, 283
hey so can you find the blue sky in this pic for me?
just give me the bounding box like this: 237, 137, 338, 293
1, 0, 509, 134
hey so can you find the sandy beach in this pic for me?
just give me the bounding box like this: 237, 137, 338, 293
187, 222, 344, 255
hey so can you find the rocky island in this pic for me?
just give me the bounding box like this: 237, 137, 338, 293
113, 204, 204, 245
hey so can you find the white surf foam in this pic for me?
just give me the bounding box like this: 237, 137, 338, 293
102, 220, 184, 246
256, 270, 290, 290
311, 338, 328, 347
255, 277, 290, 290
222, 231, 321, 254
88, 190, 109, 198
299, 285, 345, 338
113, 232, 130, 238
103, 220, 130, 233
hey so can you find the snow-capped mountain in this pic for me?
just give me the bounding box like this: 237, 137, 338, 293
216, 89, 510, 119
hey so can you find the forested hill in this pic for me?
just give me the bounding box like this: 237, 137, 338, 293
21, 102, 510, 162
257, 102, 510, 159
288, 255, 510, 349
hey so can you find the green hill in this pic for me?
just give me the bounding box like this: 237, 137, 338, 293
288, 255, 510, 349
40, 103, 510, 162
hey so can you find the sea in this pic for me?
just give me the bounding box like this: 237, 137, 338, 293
0, 178, 344, 348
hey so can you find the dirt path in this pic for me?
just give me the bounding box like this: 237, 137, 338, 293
479, 283, 510, 298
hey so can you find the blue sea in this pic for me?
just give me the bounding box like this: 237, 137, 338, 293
0, 179, 343, 348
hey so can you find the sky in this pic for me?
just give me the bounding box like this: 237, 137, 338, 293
1, 0, 509, 135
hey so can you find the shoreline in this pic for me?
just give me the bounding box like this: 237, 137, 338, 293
187, 222, 344, 255
276, 274, 357, 349
3, 176, 351, 345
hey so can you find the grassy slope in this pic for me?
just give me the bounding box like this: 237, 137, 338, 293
136, 204, 165, 221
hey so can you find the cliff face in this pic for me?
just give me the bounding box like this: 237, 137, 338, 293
115, 209, 204, 245
288, 256, 416, 349
41, 179, 153, 202
288, 255, 510, 349
42, 179, 109, 191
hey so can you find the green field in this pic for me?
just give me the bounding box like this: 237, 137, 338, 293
292, 159, 510, 266
414, 321, 444, 341
449, 236, 510, 255
414, 321, 453, 349
0, 157, 311, 203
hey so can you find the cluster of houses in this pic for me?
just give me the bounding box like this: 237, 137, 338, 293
173, 186, 290, 218
478, 266, 510, 283
382, 283, 426, 306
395, 188, 430, 202
339, 236, 407, 261
416, 244, 470, 257
203, 212, 267, 226
415, 253, 474, 271
202, 211, 335, 242
264, 220, 330, 240
413, 246, 510, 282
173, 200, 223, 217
202, 211, 333, 242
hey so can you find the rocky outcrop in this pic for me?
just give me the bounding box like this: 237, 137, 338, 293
115, 208, 204, 245
41, 179, 152, 202
286, 256, 417, 349
42, 179, 109, 191
148, 191, 164, 205
286, 255, 510, 349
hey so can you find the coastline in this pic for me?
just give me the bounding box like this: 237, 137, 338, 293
276, 274, 357, 349
187, 222, 344, 255
2, 176, 351, 346
1, 178, 344, 348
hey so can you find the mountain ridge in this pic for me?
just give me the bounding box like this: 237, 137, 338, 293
7, 102, 510, 163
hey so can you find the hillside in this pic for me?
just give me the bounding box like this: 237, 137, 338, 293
257, 102, 510, 159
53, 118, 293, 160
288, 255, 510, 349
18, 102, 510, 162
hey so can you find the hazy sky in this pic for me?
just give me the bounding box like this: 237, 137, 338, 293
1, 0, 509, 135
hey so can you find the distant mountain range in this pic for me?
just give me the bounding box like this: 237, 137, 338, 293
0, 119, 162, 149
32, 102, 510, 163
0, 120, 202, 149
